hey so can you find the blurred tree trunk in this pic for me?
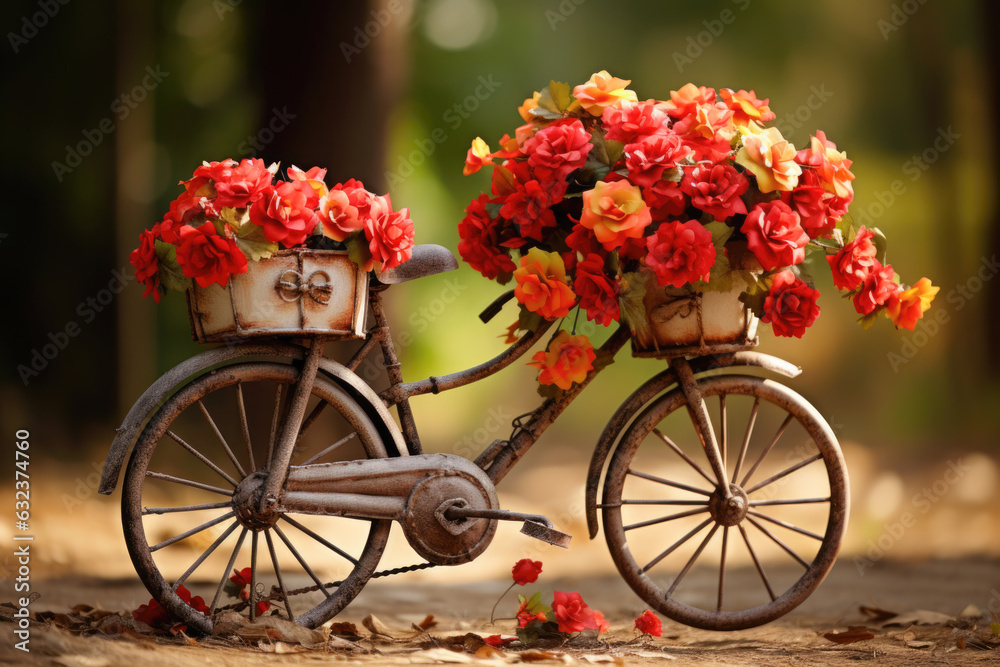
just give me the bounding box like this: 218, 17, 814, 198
983, 0, 1000, 375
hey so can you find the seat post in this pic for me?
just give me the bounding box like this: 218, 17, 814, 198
369, 288, 422, 454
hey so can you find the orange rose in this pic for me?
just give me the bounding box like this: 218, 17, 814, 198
886, 277, 938, 330
572, 70, 637, 116
463, 137, 493, 176
513, 248, 576, 319
719, 89, 775, 126
662, 83, 716, 118
736, 125, 802, 193
579, 180, 652, 250
797, 130, 855, 199
518, 92, 541, 122
528, 330, 596, 390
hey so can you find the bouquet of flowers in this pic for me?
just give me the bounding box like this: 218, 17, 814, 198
459, 71, 937, 388
129, 158, 415, 302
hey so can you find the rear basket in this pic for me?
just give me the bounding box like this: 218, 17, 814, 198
186, 249, 368, 344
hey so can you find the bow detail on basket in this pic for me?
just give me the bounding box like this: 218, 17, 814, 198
275, 270, 333, 305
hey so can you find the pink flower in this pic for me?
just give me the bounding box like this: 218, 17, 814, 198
679, 163, 749, 221
523, 119, 593, 182
552, 591, 604, 634
285, 165, 328, 207
645, 219, 716, 288
365, 207, 415, 270
741, 200, 808, 270
624, 131, 692, 188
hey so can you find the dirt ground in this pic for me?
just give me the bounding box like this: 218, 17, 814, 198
2, 556, 999, 666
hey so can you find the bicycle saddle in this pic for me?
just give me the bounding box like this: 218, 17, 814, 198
374, 244, 459, 284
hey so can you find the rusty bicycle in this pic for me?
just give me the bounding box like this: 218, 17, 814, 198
100, 243, 849, 634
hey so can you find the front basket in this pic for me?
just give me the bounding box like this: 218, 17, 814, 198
186, 249, 368, 343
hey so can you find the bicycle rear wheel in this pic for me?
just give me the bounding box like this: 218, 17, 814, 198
602, 375, 848, 630
121, 362, 391, 632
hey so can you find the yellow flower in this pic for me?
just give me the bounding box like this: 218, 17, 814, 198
572, 70, 638, 116
886, 278, 939, 330
736, 124, 801, 193
463, 137, 493, 176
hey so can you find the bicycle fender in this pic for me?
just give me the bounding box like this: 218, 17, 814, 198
584, 351, 800, 539
99, 342, 406, 496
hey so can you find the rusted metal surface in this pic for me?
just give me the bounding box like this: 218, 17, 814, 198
374, 244, 458, 285
187, 249, 367, 343
443, 506, 572, 548
583, 350, 802, 540
100, 340, 406, 495
670, 357, 731, 500
120, 363, 394, 633
600, 375, 849, 630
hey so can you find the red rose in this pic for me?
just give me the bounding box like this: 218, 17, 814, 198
762, 270, 821, 338
523, 118, 592, 182
643, 178, 689, 221
175, 224, 248, 288
634, 610, 662, 637
159, 191, 203, 244
130, 228, 161, 302
499, 167, 563, 242
365, 207, 415, 270
249, 180, 320, 247
645, 219, 716, 288
516, 601, 547, 629
286, 165, 328, 208
602, 99, 670, 144
565, 224, 608, 264
827, 226, 878, 291
318, 188, 363, 242
511, 559, 543, 586
852, 261, 899, 315
183, 158, 273, 212
458, 194, 516, 279
624, 130, 691, 188
552, 591, 600, 634
680, 163, 749, 221
741, 200, 808, 270
574, 254, 620, 326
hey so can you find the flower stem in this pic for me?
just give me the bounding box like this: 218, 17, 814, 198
490, 582, 516, 624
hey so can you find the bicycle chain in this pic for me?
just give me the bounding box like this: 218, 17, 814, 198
215, 561, 438, 613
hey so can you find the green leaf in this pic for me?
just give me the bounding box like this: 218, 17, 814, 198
871, 226, 888, 265
693, 222, 739, 293
856, 310, 880, 330
154, 240, 191, 292
218, 206, 246, 231
523, 591, 550, 617
618, 271, 651, 341
536, 381, 561, 400
234, 222, 279, 262
990, 622, 1000, 636
661, 166, 684, 183
345, 233, 373, 270
528, 106, 563, 121
592, 348, 616, 373
518, 305, 544, 332
536, 80, 572, 114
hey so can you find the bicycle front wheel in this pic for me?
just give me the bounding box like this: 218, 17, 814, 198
121, 362, 392, 633
602, 375, 848, 630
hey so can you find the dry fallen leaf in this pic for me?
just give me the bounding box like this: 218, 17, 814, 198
520, 649, 565, 662
362, 613, 394, 638
905, 640, 935, 649
475, 644, 504, 659
329, 621, 363, 640
882, 610, 955, 627
410, 647, 475, 663
419, 614, 439, 631
957, 636, 967, 649
823, 626, 876, 644
237, 616, 325, 647
859, 605, 897, 623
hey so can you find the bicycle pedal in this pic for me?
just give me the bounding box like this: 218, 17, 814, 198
520, 520, 571, 549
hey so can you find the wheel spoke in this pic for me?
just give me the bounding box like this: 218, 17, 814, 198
719, 395, 727, 471
210, 526, 249, 614
738, 524, 776, 601
165, 430, 239, 487
280, 515, 359, 566
236, 383, 256, 472
641, 517, 713, 574
748, 510, 824, 541
745, 453, 824, 495
296, 400, 329, 445
652, 428, 716, 486
730, 397, 759, 484
249, 531, 259, 621
598, 499, 709, 508
143, 501, 232, 515
300, 432, 357, 466
717, 526, 729, 612
265, 529, 295, 620
749, 497, 830, 507
266, 384, 284, 469
145, 470, 233, 496
198, 400, 247, 479
272, 524, 332, 598
173, 520, 240, 590
149, 512, 235, 552
739, 413, 794, 488
666, 523, 719, 596
626, 469, 712, 496
746, 516, 810, 568
624, 507, 709, 532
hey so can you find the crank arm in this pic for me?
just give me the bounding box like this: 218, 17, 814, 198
443, 504, 571, 548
